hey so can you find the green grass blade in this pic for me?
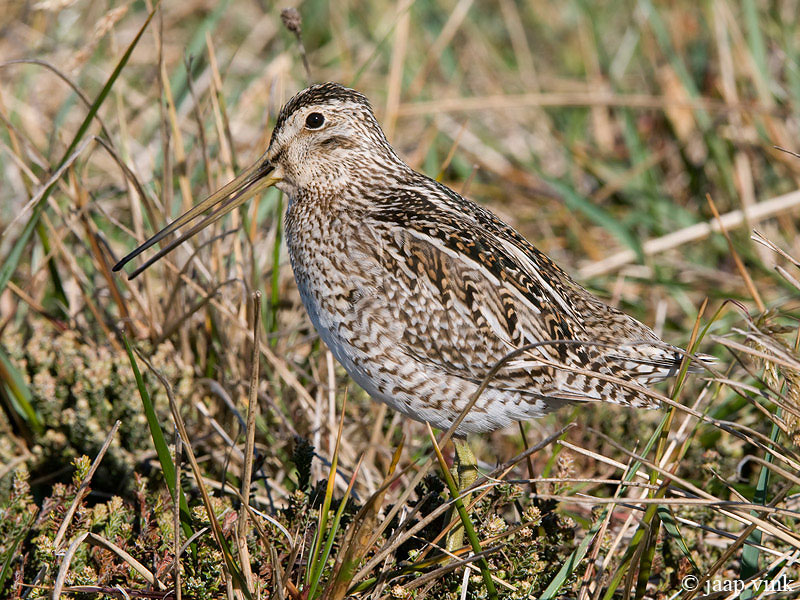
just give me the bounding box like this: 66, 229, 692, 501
308, 461, 361, 598
305, 458, 337, 589
656, 505, 699, 572
267, 192, 283, 342
0, 523, 31, 593
0, 203, 45, 304
0, 3, 159, 298
630, 304, 709, 598
306, 399, 347, 590
739, 416, 780, 599
543, 392, 683, 600
122, 335, 194, 541
742, 0, 768, 80
35, 221, 69, 315
539, 512, 606, 600
0, 344, 43, 433
602, 505, 658, 600
599, 414, 670, 600
427, 428, 498, 600
634, 511, 660, 600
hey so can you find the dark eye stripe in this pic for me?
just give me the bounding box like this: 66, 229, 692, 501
320, 135, 356, 149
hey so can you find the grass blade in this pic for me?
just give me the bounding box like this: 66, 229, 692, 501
539, 512, 605, 600
656, 505, 699, 572
739, 418, 780, 597
327, 440, 404, 598
0, 521, 33, 592
137, 347, 252, 599
307, 457, 362, 598
0, 344, 43, 434
122, 335, 194, 541
306, 395, 348, 592
426, 424, 498, 600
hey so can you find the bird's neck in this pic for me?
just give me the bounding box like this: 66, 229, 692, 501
284, 155, 417, 209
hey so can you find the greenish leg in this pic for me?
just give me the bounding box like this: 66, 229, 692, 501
446, 439, 478, 553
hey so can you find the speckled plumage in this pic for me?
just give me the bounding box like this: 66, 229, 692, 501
268, 83, 693, 435
115, 82, 700, 436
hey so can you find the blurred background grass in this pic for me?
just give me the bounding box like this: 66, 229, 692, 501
1, 0, 799, 598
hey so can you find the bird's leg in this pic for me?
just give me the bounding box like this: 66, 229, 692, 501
446, 438, 478, 553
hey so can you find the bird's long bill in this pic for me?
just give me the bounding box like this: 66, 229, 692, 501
112, 157, 280, 280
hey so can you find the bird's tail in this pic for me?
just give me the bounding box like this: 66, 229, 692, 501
605, 344, 716, 384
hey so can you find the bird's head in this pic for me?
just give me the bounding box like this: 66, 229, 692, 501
266, 82, 397, 196
113, 82, 395, 279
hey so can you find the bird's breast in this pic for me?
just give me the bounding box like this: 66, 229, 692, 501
284, 201, 415, 406
285, 199, 389, 341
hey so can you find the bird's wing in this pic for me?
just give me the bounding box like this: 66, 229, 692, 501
376, 221, 663, 409
367, 183, 683, 405
417, 179, 694, 382
369, 188, 586, 352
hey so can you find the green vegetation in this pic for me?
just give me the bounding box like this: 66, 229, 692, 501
1, 1, 799, 597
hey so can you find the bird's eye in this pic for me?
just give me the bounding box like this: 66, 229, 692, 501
305, 112, 325, 129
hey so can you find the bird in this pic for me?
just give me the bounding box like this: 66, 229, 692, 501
114, 82, 707, 550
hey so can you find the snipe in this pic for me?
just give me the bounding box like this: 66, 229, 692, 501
114, 82, 708, 551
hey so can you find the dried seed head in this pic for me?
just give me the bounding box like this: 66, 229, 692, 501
280, 7, 311, 80
557, 451, 575, 480
281, 7, 302, 35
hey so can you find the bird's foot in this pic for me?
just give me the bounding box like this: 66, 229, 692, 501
445, 439, 478, 554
